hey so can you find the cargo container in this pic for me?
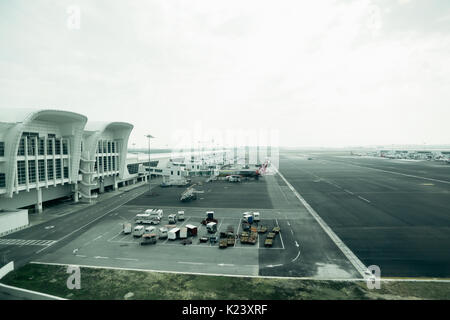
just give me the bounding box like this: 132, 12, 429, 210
186, 224, 198, 237
206, 222, 217, 233
180, 227, 188, 239
168, 227, 180, 240
122, 223, 132, 234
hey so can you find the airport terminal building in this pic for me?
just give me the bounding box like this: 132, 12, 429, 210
0, 108, 145, 216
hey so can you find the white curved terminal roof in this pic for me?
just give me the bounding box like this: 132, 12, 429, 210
0, 108, 87, 124
84, 121, 133, 133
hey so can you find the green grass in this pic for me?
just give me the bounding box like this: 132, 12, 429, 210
2, 263, 449, 300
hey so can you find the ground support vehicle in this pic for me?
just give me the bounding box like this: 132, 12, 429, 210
210, 236, 218, 244
181, 238, 192, 245
133, 225, 145, 237
264, 238, 273, 247
140, 233, 157, 245
219, 239, 228, 249
159, 227, 168, 239
122, 223, 132, 234
257, 226, 267, 233
267, 232, 276, 239
272, 226, 281, 234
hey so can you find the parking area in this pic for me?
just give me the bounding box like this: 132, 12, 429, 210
106, 207, 286, 251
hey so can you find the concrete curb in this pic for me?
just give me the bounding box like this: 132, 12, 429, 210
0, 282, 67, 300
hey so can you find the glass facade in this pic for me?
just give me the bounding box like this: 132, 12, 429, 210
0, 173, 5, 188
38, 160, 46, 181
17, 161, 26, 185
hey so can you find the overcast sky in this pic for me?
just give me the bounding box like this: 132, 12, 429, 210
1, 0, 450, 148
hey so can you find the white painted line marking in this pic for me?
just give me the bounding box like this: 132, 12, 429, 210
115, 258, 139, 261
275, 168, 368, 279
75, 254, 87, 258
358, 195, 371, 203
292, 250, 301, 262
295, 241, 299, 247
275, 219, 285, 249
94, 256, 109, 259
178, 261, 204, 265
344, 189, 354, 195
266, 264, 283, 268
341, 161, 450, 185
36, 188, 147, 254
0, 283, 66, 300
218, 263, 235, 267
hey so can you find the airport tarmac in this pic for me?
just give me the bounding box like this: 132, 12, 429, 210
33, 177, 361, 279
279, 151, 450, 278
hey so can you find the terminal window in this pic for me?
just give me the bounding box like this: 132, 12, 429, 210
47, 160, 54, 180
38, 160, 45, 181
55, 159, 61, 179
0, 173, 5, 188
62, 140, 68, 155
17, 139, 25, 156
17, 161, 26, 184
55, 139, 61, 155
28, 161, 36, 183
38, 139, 45, 155
0, 142, 4, 157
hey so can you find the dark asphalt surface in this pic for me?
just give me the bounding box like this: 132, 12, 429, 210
128, 179, 273, 209
279, 151, 450, 278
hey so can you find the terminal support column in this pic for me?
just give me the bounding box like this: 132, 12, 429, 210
35, 188, 43, 214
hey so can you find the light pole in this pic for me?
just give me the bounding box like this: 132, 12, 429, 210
146, 134, 155, 194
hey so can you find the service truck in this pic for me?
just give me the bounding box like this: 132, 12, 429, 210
133, 225, 145, 237
253, 212, 260, 222
122, 223, 132, 234
177, 210, 185, 221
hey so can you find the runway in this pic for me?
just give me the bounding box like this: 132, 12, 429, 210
278, 151, 450, 278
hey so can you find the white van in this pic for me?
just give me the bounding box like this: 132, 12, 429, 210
145, 226, 156, 234
253, 212, 260, 222
168, 214, 177, 224
177, 210, 185, 221
159, 227, 168, 239
122, 223, 132, 234
133, 225, 145, 237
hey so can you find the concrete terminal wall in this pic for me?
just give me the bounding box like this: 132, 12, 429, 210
0, 184, 72, 210
0, 209, 28, 236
